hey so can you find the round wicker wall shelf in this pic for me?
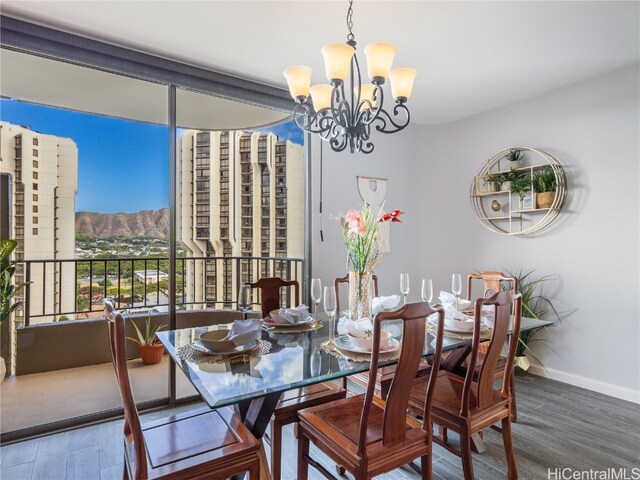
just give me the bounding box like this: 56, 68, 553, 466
470, 146, 567, 236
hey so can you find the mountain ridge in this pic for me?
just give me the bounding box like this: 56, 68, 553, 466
76, 208, 169, 239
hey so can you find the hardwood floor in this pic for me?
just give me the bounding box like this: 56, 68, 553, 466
1, 374, 638, 480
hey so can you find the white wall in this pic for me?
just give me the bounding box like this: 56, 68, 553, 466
415, 65, 639, 402
309, 125, 422, 304
310, 65, 639, 402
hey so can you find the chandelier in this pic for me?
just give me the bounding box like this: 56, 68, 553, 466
283, 0, 417, 154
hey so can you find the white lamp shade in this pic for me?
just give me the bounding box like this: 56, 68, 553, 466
283, 65, 312, 99
389, 68, 417, 100
356, 83, 377, 109
310, 84, 333, 111
321, 43, 355, 82
363, 43, 397, 81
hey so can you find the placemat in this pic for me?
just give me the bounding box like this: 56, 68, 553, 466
322, 340, 401, 363
178, 339, 272, 365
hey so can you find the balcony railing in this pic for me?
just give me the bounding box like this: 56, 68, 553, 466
20, 256, 304, 325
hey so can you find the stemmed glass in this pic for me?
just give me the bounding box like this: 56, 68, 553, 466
310, 278, 322, 326
421, 278, 433, 304
323, 286, 337, 350
452, 273, 462, 310
238, 284, 252, 318
400, 273, 410, 304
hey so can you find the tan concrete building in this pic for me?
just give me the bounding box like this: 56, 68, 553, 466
0, 121, 78, 324
177, 129, 304, 308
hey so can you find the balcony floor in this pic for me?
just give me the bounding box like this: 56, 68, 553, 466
0, 357, 196, 434
1, 375, 638, 479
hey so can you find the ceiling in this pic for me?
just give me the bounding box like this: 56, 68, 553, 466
1, 1, 638, 125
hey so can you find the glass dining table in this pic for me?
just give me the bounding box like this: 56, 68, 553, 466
157, 315, 550, 426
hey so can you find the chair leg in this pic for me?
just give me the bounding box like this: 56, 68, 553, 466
460, 426, 475, 480
501, 417, 518, 480
122, 461, 129, 480
297, 431, 310, 480
421, 454, 432, 480
438, 425, 448, 444
271, 420, 282, 480
341, 376, 348, 390
509, 375, 518, 422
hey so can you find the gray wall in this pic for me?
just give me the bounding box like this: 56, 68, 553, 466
311, 65, 639, 402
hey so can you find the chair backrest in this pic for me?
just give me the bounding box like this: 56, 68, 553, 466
248, 277, 300, 317
333, 273, 380, 314
461, 291, 522, 415
467, 271, 518, 300
357, 302, 445, 459
104, 302, 147, 479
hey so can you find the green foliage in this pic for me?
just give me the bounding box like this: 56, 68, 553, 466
509, 174, 532, 199
505, 269, 576, 361
126, 317, 166, 346
56, 315, 69, 322
533, 167, 557, 193
1, 239, 30, 324
506, 149, 524, 162
97, 279, 113, 287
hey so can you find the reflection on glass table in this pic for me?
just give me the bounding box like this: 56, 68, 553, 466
156, 315, 551, 409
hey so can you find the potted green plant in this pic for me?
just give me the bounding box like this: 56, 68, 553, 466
127, 316, 166, 365
506, 148, 524, 163
498, 170, 526, 192
506, 269, 575, 371
533, 167, 557, 208
509, 173, 532, 200
1, 239, 30, 380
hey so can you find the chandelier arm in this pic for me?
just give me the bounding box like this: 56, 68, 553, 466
293, 103, 336, 135
357, 85, 384, 127
351, 53, 363, 122
329, 132, 348, 152
373, 103, 411, 134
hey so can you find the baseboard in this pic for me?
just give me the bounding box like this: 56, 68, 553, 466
527, 364, 640, 404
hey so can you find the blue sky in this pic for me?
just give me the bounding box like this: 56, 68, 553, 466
0, 99, 303, 213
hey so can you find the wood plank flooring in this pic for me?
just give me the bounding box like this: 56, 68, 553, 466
1, 374, 638, 480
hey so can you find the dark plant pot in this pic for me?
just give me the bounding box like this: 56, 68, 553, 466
139, 344, 164, 365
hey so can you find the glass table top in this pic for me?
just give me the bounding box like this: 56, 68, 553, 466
157, 315, 551, 409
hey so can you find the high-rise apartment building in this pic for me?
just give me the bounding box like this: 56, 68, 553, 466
0, 121, 78, 324
178, 129, 304, 308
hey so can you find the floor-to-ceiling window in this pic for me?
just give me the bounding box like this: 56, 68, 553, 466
0, 21, 304, 439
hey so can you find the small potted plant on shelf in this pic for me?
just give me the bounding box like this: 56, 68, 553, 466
506, 148, 524, 163
127, 316, 166, 365
533, 167, 557, 208
510, 174, 532, 200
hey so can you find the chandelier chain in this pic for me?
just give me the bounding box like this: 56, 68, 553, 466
346, 0, 355, 41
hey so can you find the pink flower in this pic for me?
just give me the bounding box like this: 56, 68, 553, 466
345, 209, 366, 236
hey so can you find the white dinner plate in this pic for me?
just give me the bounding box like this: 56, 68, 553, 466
265, 316, 315, 329
192, 340, 258, 356
335, 334, 400, 354
428, 316, 475, 334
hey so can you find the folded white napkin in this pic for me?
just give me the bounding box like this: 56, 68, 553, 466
341, 317, 373, 338
276, 305, 310, 324
227, 319, 261, 345
438, 291, 456, 305
372, 295, 401, 314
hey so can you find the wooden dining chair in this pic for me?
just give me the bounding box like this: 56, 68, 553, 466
248, 277, 347, 480
408, 291, 522, 480
248, 277, 300, 317
467, 271, 519, 421
332, 273, 380, 391
297, 302, 446, 480
103, 305, 261, 480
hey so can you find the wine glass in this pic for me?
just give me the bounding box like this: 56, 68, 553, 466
238, 284, 252, 317
323, 286, 337, 349
400, 273, 410, 304
310, 278, 322, 325
451, 273, 462, 310
421, 278, 433, 304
